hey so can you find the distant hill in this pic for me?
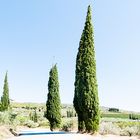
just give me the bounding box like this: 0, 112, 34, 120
11, 102, 140, 114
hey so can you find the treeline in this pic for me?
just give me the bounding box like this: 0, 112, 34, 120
108, 108, 119, 112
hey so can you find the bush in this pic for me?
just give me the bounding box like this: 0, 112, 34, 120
138, 125, 140, 136
0, 103, 2, 111
120, 126, 138, 136
66, 110, 76, 118
99, 122, 121, 135
61, 121, 74, 131
38, 119, 49, 127
16, 115, 28, 125
29, 110, 38, 122
129, 114, 140, 120
12, 119, 20, 130
116, 121, 140, 129
100, 120, 140, 136
61, 118, 76, 132
0, 111, 11, 125
24, 120, 39, 128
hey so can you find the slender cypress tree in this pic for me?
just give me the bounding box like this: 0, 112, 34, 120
73, 31, 85, 132
46, 64, 61, 131
73, 5, 100, 133
1, 72, 10, 111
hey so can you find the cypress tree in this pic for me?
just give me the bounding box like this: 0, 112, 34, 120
33, 109, 38, 123
73, 5, 100, 133
73, 31, 85, 132
1, 72, 10, 111
46, 64, 61, 131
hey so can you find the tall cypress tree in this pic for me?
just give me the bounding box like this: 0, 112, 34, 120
73, 31, 85, 132
45, 64, 61, 131
73, 5, 100, 133
1, 72, 10, 111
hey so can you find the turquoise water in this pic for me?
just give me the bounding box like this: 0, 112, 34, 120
19, 131, 74, 136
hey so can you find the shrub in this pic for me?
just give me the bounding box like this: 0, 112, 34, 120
16, 115, 28, 125
24, 120, 39, 128
120, 126, 138, 136
29, 110, 38, 122
116, 121, 140, 129
61, 120, 74, 132
99, 122, 121, 135
129, 114, 140, 120
138, 125, 140, 136
12, 119, 20, 130
0, 111, 11, 125
99, 120, 140, 136
61, 118, 77, 132
0, 103, 2, 111
38, 119, 49, 127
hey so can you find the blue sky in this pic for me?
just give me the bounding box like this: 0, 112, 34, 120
0, 0, 140, 111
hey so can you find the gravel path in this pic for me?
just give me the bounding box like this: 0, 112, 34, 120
5, 128, 140, 140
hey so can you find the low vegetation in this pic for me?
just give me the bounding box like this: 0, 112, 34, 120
0, 102, 139, 139
102, 112, 140, 120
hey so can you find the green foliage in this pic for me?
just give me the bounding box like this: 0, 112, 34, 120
0, 111, 17, 127
129, 113, 140, 120
33, 110, 38, 122
38, 119, 49, 127
0, 111, 11, 125
66, 109, 76, 118
116, 121, 140, 129
29, 110, 38, 122
61, 120, 74, 132
0, 72, 10, 111
73, 5, 100, 133
45, 64, 61, 131
24, 120, 39, 128
0, 103, 2, 111
61, 117, 77, 132
16, 115, 28, 125
108, 108, 119, 112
